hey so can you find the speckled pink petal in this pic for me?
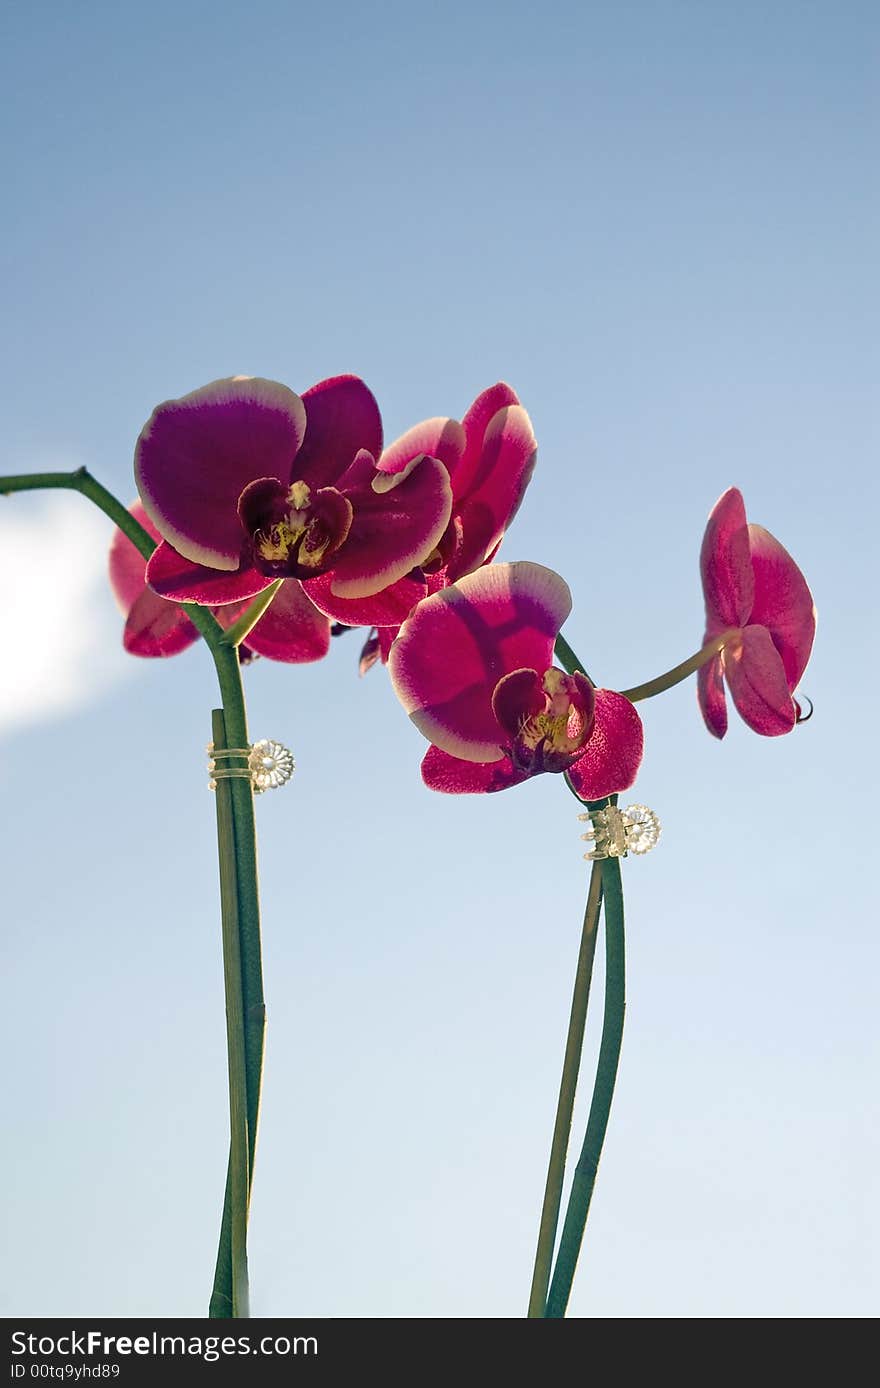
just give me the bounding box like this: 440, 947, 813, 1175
146, 540, 271, 605
302, 568, 426, 626
326, 455, 452, 599
389, 561, 572, 762
378, 417, 466, 476
700, 487, 755, 630
697, 650, 728, 739
216, 581, 330, 664
722, 624, 797, 735
451, 404, 538, 579
747, 523, 816, 690
421, 745, 529, 794
566, 691, 644, 801
293, 375, 383, 490
452, 383, 521, 500
124, 590, 200, 658
135, 377, 306, 570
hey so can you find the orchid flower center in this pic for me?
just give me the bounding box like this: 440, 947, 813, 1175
519, 668, 589, 755
242, 478, 354, 578
492, 665, 596, 775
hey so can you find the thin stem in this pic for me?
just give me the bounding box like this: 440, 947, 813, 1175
0, 467, 226, 647
619, 628, 739, 703
554, 632, 595, 687
527, 862, 603, 1317
545, 855, 626, 1318
221, 580, 284, 649
1, 467, 267, 1320
210, 709, 250, 1319
211, 646, 266, 1205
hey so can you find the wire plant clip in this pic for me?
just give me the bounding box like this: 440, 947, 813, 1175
578, 804, 661, 860
208, 739, 295, 794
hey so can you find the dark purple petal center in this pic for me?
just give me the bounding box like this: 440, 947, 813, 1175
237, 477, 353, 579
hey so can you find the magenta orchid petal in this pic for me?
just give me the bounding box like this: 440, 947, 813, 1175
302, 568, 426, 626
697, 651, 728, 739
135, 377, 306, 570
378, 417, 466, 477
421, 744, 529, 794
293, 375, 383, 490
700, 486, 755, 631
146, 539, 271, 605
452, 382, 520, 500
215, 581, 330, 664
108, 501, 159, 614
747, 523, 816, 690
566, 690, 644, 801
323, 456, 453, 600
697, 488, 816, 738
450, 404, 538, 579
389, 562, 572, 762
722, 625, 797, 736
110, 502, 198, 657
123, 590, 201, 658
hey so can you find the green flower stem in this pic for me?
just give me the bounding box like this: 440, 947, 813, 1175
619, 628, 739, 703
221, 580, 284, 649
0, 466, 225, 645
545, 853, 626, 1318
0, 467, 154, 554
527, 861, 603, 1317
554, 632, 595, 686
211, 644, 266, 1190
210, 709, 250, 1319
1, 468, 266, 1319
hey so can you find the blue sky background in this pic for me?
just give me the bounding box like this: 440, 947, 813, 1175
1, 0, 876, 1317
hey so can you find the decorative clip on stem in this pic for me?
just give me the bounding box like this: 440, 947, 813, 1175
208, 739, 295, 794
579, 804, 661, 860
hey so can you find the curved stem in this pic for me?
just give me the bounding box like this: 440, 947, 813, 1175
0, 467, 226, 646
554, 632, 595, 687
1, 468, 266, 1319
545, 855, 625, 1318
527, 861, 603, 1316
619, 629, 739, 703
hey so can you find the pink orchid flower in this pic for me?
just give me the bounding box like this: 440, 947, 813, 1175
109, 503, 331, 662
698, 487, 816, 737
389, 561, 643, 796
354, 382, 537, 671
134, 375, 453, 624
